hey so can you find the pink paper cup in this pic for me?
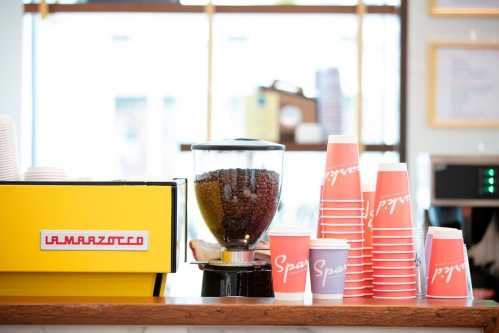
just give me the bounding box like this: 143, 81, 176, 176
372, 242, 415, 252
319, 207, 365, 217
322, 231, 364, 241
347, 256, 364, 265
345, 285, 368, 293
373, 164, 413, 229
321, 200, 363, 210
346, 270, 365, 276
373, 280, 417, 287
345, 280, 366, 289
372, 228, 413, 237
371, 256, 416, 266
372, 251, 416, 260
373, 274, 417, 283
372, 261, 416, 273
345, 287, 370, 293
345, 276, 365, 283
320, 224, 364, 233
373, 289, 416, 298
372, 284, 416, 291
346, 272, 365, 280
325, 135, 359, 166
323, 136, 360, 196
320, 216, 364, 224
372, 266, 416, 276
322, 175, 361, 201
269, 226, 310, 301
362, 265, 373, 273
346, 271, 365, 280
373, 295, 416, 300
344, 290, 367, 298
347, 240, 364, 248
373, 274, 416, 284
375, 163, 409, 195
348, 248, 364, 257
362, 284, 373, 291
427, 228, 468, 299
371, 235, 413, 244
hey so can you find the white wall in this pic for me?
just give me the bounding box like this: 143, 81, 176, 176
407, 0, 499, 219
0, 0, 23, 127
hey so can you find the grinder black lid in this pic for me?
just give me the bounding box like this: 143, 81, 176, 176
191, 138, 285, 151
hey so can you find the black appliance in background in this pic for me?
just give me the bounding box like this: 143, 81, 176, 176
428, 155, 499, 301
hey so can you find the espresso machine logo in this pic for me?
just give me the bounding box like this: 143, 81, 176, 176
40, 230, 149, 251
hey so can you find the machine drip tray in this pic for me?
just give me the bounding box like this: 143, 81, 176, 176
201, 264, 274, 297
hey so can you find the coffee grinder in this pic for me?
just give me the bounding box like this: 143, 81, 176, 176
192, 139, 284, 297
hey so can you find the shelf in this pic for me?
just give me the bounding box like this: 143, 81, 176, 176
0, 296, 498, 327
24, 4, 398, 14
180, 143, 398, 152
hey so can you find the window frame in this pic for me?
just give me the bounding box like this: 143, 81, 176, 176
23, 1, 408, 161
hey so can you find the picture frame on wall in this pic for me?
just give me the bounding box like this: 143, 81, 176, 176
428, 43, 499, 128
429, 0, 499, 16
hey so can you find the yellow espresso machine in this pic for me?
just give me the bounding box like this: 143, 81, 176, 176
0, 179, 186, 296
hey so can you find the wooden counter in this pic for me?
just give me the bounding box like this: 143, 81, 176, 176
0, 297, 498, 331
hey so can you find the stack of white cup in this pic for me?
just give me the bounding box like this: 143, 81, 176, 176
0, 115, 20, 181
24, 167, 67, 181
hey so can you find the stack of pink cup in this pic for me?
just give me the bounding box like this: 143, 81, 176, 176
372, 163, 417, 299
362, 183, 375, 296
317, 135, 365, 298
426, 227, 471, 299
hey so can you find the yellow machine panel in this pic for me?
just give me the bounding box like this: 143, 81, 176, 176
0, 180, 186, 296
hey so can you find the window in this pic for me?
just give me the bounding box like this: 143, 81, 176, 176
22, 1, 406, 295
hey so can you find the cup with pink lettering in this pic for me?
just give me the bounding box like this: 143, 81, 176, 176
269, 225, 310, 301
372, 242, 415, 252
309, 238, 349, 299
425, 227, 453, 275
426, 228, 469, 299
322, 135, 362, 201
373, 163, 413, 229
372, 250, 416, 260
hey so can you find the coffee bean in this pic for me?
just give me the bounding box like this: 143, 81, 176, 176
195, 168, 280, 250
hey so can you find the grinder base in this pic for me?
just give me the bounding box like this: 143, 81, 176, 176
201, 264, 273, 297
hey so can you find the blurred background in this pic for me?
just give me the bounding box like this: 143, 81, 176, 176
1, 0, 499, 298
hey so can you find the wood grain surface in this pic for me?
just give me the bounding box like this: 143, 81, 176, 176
0, 297, 498, 330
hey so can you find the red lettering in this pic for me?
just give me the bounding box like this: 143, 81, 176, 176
42, 232, 146, 248
107, 236, 115, 245
63, 235, 76, 245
